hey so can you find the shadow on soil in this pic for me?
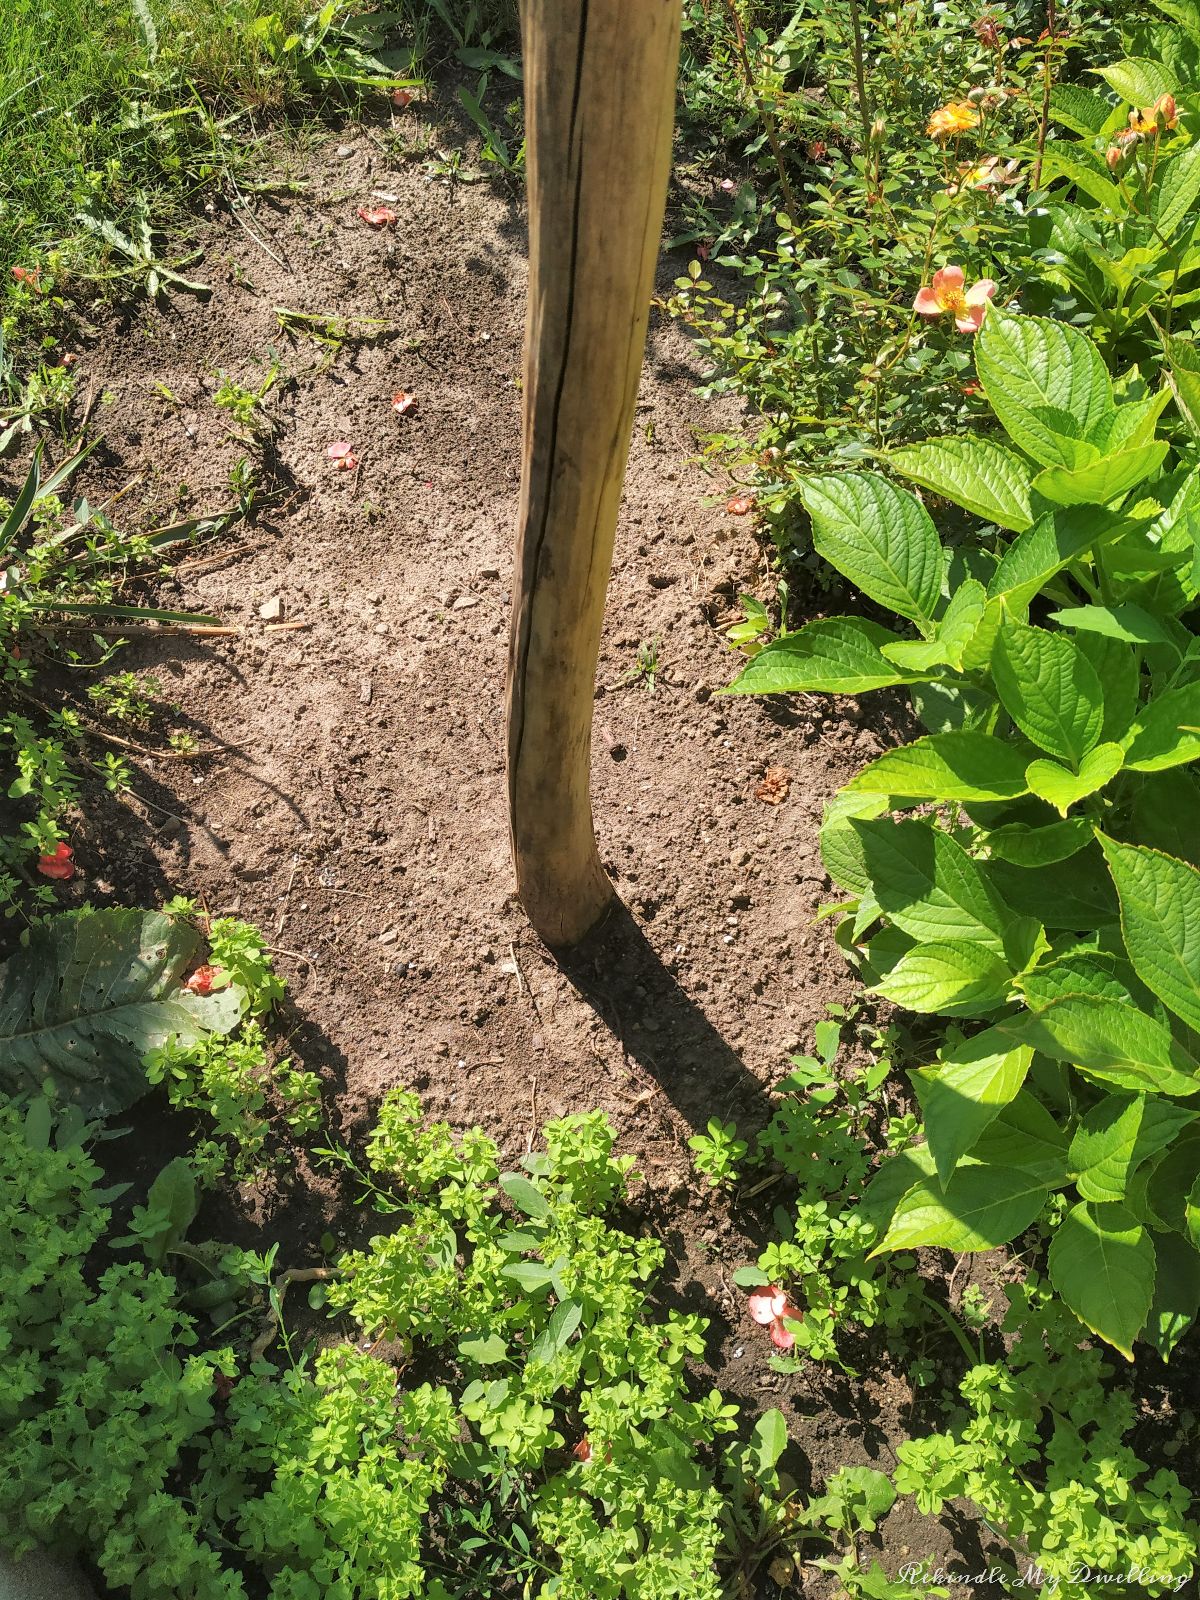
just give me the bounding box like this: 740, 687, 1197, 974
555, 897, 775, 1138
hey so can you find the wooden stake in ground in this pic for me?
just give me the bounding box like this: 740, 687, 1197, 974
507, 0, 683, 948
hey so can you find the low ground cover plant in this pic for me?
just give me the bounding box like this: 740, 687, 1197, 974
0, 1015, 805, 1600
729, 307, 1200, 1364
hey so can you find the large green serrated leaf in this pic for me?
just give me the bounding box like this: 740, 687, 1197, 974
851, 817, 1028, 958
844, 731, 1031, 803
1051, 82, 1122, 135
988, 505, 1138, 610
874, 942, 1013, 1019
1145, 1230, 1200, 1360
1038, 150, 1128, 212
819, 790, 888, 894
1089, 390, 1172, 454
1100, 837, 1200, 1033
970, 1090, 1070, 1185
857, 1142, 939, 1234
1161, 331, 1200, 440
1124, 681, 1200, 770
1014, 994, 1200, 1097
1093, 56, 1178, 105
0, 909, 246, 1116
992, 621, 1105, 764
882, 581, 987, 673
1019, 953, 1132, 1008
1048, 1201, 1156, 1358
1145, 1133, 1200, 1232
1132, 768, 1200, 864
1032, 442, 1168, 508
1075, 633, 1140, 745
990, 846, 1119, 931
725, 617, 926, 696
1049, 602, 1180, 650
915, 1041, 1033, 1186
983, 817, 1093, 867
887, 437, 1035, 532
1154, 143, 1200, 240
1069, 1093, 1196, 1204
799, 472, 945, 625
871, 1164, 1049, 1254
1025, 743, 1125, 815
976, 313, 1114, 467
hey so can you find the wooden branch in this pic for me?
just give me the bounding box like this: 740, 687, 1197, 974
507, 0, 682, 947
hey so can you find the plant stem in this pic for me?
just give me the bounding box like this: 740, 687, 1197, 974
846, 0, 873, 155
1032, 0, 1057, 189
722, 0, 801, 218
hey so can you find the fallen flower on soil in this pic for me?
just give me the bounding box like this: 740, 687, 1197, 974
10, 265, 41, 289
36, 842, 75, 880
392, 88, 413, 109
357, 205, 397, 228
726, 492, 755, 515
392, 390, 417, 415
183, 964, 222, 996
756, 766, 791, 805
326, 441, 359, 470
748, 1285, 803, 1351
914, 265, 996, 333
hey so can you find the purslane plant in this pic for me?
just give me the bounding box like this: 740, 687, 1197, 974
729, 309, 1200, 1362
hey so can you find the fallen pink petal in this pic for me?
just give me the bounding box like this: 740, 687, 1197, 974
183, 964, 222, 996
36, 842, 75, 881
747, 1285, 802, 1350
392, 390, 417, 415
357, 205, 398, 228
326, 441, 360, 470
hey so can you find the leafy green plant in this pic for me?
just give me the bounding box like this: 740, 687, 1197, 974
1021, 0, 1200, 379
689, 1118, 748, 1187
246, 3, 418, 96
731, 1013, 934, 1369
212, 360, 280, 438
0, 1086, 797, 1600
729, 309, 1200, 1360
893, 1279, 1197, 1599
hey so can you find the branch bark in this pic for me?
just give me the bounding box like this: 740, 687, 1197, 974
507, 0, 682, 947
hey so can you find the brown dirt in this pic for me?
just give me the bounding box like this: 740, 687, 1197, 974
9, 109, 1031, 1596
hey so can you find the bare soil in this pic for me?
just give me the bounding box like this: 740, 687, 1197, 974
6, 107, 1063, 1596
